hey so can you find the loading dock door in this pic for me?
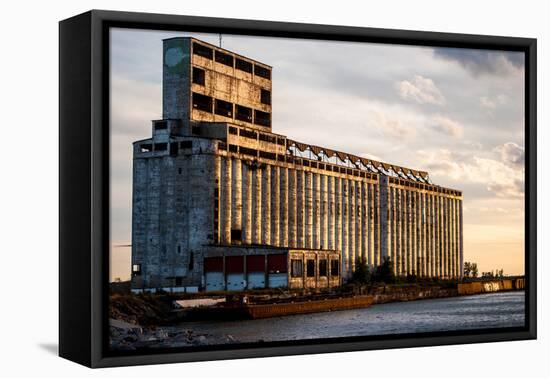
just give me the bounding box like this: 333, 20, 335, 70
247, 255, 266, 289
204, 257, 224, 292
226, 256, 245, 291
205, 272, 224, 292
267, 254, 288, 289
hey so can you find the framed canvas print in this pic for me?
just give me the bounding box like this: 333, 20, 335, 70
59, 10, 537, 368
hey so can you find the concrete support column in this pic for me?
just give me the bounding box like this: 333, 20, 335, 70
437, 195, 444, 277
390, 186, 397, 273
321, 174, 328, 250
356, 181, 363, 264
262, 165, 271, 246
444, 197, 448, 278
271, 166, 280, 246
289, 169, 297, 248
253, 167, 262, 244
431, 193, 436, 277
449, 198, 453, 278
361, 181, 368, 264
280, 167, 289, 247
368, 183, 375, 267
374, 183, 381, 266
214, 155, 221, 244
221, 157, 232, 244
297, 170, 305, 248
328, 176, 335, 250
419, 192, 426, 277
242, 164, 252, 244
395, 187, 401, 276
448, 197, 453, 278
305, 172, 313, 249
231, 159, 242, 243
404, 189, 409, 275
349, 180, 356, 272
459, 199, 464, 278
342, 178, 349, 276
454, 198, 460, 278
412, 191, 417, 275
313, 173, 321, 249
335, 177, 342, 258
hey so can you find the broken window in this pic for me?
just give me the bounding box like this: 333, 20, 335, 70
236, 58, 252, 73
188, 252, 194, 271
306, 259, 315, 277
192, 66, 205, 85
259, 151, 276, 160
170, 142, 178, 156
235, 105, 253, 122
319, 259, 328, 277
231, 229, 242, 242
132, 264, 141, 276
140, 143, 152, 153
239, 128, 257, 139
330, 260, 340, 276
154, 143, 167, 151
254, 65, 271, 80
291, 259, 303, 278
154, 121, 167, 130
260, 89, 271, 105
239, 146, 257, 157
180, 140, 192, 149
215, 51, 234, 67
192, 92, 212, 112
254, 110, 271, 127
193, 42, 213, 59
215, 99, 233, 118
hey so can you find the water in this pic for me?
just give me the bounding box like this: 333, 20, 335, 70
181, 291, 525, 343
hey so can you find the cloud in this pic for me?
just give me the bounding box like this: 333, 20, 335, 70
396, 75, 446, 105
373, 111, 417, 139
433, 48, 524, 76
430, 115, 464, 138
494, 142, 525, 169
480, 94, 509, 115
417, 149, 524, 199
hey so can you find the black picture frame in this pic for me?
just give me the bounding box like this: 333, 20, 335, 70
59, 9, 537, 368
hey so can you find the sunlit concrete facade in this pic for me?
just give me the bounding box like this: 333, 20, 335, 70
130, 38, 463, 293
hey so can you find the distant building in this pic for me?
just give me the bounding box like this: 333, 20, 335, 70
130, 37, 464, 293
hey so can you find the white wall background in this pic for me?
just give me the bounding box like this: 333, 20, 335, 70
0, 0, 546, 376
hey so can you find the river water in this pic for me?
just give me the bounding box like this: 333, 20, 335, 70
181, 291, 525, 343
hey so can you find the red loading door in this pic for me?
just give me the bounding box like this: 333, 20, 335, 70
246, 255, 265, 272
267, 254, 287, 273
226, 256, 245, 291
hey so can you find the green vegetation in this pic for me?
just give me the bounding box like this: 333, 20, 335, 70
350, 256, 396, 285
463, 261, 479, 278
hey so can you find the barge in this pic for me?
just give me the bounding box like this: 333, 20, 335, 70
176, 295, 374, 321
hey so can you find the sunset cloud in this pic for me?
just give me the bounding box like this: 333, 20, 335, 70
430, 115, 464, 138
397, 75, 446, 106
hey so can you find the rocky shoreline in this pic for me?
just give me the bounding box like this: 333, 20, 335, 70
110, 318, 239, 351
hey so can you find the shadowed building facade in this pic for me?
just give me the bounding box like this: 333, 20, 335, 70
131, 37, 464, 293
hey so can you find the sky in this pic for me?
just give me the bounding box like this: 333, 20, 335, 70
109, 28, 525, 282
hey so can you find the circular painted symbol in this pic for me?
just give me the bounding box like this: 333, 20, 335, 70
165, 47, 184, 67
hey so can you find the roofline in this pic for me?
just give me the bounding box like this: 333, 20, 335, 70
163, 36, 273, 69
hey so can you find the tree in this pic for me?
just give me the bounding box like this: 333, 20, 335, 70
463, 262, 472, 278
463, 262, 478, 278
471, 263, 479, 278
373, 256, 396, 284
351, 258, 372, 284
